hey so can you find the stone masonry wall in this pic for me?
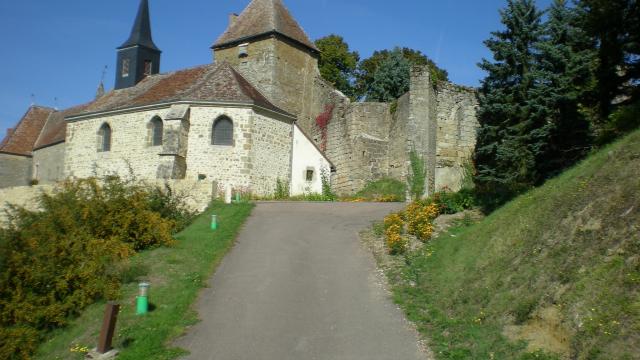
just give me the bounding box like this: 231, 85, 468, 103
0, 154, 31, 188
250, 110, 293, 196
183, 107, 254, 193
33, 143, 65, 184
434, 83, 479, 191
65, 108, 173, 179
0, 180, 215, 227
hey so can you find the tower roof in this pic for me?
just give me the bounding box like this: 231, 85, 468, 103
118, 0, 160, 51
213, 0, 318, 53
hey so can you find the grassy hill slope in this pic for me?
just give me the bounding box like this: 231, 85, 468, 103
392, 129, 640, 359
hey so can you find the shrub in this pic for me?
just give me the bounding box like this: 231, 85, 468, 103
384, 213, 407, 254
405, 202, 439, 242
432, 188, 476, 214
356, 178, 406, 202
274, 178, 289, 200
321, 168, 336, 201
0, 176, 193, 359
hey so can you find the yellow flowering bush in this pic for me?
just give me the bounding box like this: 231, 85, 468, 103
384, 213, 407, 254
405, 202, 439, 242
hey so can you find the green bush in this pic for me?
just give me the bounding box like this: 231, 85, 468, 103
321, 168, 336, 201
0, 177, 194, 359
355, 178, 406, 202
274, 178, 289, 200
431, 188, 476, 214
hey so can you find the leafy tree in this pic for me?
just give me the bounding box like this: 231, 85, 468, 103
355, 47, 448, 100
315, 35, 360, 99
474, 0, 545, 208
576, 0, 640, 118
368, 48, 412, 102
533, 0, 595, 177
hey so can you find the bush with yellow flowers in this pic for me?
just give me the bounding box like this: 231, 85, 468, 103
405, 202, 439, 242
384, 213, 407, 254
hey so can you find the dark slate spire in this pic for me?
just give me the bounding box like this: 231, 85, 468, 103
118, 0, 159, 50
115, 0, 161, 89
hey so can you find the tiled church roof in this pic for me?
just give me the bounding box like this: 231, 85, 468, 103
74, 62, 289, 117
33, 104, 90, 151
213, 0, 318, 53
0, 106, 54, 156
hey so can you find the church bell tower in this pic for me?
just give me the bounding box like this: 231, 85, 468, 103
115, 0, 161, 90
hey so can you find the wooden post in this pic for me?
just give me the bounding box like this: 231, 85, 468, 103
97, 302, 120, 354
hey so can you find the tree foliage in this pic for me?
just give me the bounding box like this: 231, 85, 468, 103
367, 48, 412, 102
474, 0, 546, 207
356, 47, 448, 100
577, 0, 640, 118
315, 34, 360, 99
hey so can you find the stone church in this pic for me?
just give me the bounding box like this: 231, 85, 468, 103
0, 0, 479, 198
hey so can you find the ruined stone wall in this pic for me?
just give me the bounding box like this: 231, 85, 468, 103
434, 83, 479, 191
388, 93, 411, 181
250, 110, 293, 196
32, 143, 65, 184
406, 67, 438, 196
325, 102, 391, 195
0, 154, 31, 188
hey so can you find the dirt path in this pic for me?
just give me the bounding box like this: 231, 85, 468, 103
175, 202, 428, 360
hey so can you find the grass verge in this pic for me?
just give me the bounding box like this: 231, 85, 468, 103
367, 129, 640, 359
35, 201, 254, 360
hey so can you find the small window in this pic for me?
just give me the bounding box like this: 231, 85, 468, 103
122, 58, 130, 78
212, 117, 234, 146
150, 117, 163, 146
305, 169, 314, 182
98, 123, 112, 152
144, 60, 153, 76
238, 43, 249, 58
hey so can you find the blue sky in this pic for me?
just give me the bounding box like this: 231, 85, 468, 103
0, 0, 552, 134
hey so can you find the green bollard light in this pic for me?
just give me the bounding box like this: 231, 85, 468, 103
136, 282, 150, 315
210, 214, 218, 230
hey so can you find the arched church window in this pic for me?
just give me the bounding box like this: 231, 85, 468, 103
150, 117, 163, 146
98, 123, 112, 152
212, 116, 234, 146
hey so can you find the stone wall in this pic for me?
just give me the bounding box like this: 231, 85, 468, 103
0, 153, 31, 188
65, 108, 173, 179
32, 143, 65, 184
0, 180, 215, 227
65, 105, 294, 197
434, 83, 479, 191
249, 109, 293, 196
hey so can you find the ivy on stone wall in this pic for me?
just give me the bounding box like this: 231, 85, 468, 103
315, 104, 335, 152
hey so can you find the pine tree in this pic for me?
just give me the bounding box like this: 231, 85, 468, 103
368, 48, 411, 102
474, 0, 545, 208
534, 0, 596, 178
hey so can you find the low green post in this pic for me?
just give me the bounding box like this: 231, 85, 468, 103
136, 282, 150, 315
235, 193, 240, 203
210, 215, 218, 230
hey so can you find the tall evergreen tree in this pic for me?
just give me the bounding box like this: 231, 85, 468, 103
474, 0, 545, 208
576, 0, 640, 118
367, 48, 412, 102
533, 0, 596, 178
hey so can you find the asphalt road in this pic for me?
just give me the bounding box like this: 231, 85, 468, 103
175, 202, 426, 360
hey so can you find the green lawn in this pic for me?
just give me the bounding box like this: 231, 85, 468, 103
377, 129, 640, 359
35, 201, 254, 360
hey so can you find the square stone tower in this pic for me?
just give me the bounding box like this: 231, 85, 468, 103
211, 0, 321, 118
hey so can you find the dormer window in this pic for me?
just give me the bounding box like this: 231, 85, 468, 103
144, 60, 153, 76
122, 58, 130, 78
238, 43, 249, 58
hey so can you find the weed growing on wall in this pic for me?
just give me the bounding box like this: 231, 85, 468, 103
321, 168, 336, 201
274, 179, 290, 200
408, 149, 426, 200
